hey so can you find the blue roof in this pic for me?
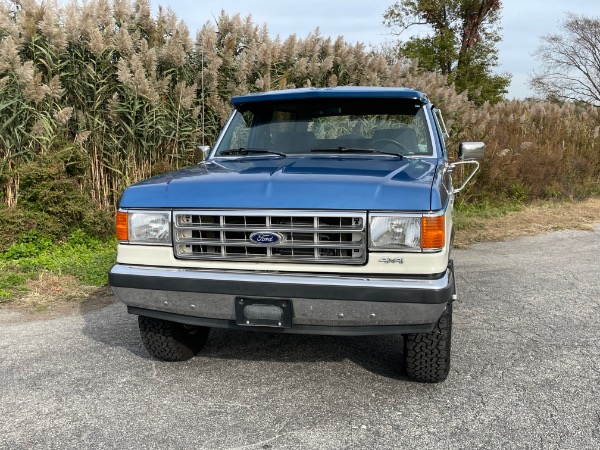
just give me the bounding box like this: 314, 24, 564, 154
231, 86, 429, 106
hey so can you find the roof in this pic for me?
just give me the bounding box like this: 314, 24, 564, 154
230, 86, 429, 106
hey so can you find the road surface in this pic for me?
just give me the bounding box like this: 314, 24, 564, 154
1, 226, 599, 449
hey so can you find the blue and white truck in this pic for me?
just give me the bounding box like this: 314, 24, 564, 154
109, 87, 483, 382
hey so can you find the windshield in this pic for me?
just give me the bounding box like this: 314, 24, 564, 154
214, 98, 434, 157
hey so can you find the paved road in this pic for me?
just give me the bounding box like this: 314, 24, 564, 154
1, 227, 599, 449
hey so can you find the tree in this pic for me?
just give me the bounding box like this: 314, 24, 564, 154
530, 14, 600, 107
383, 0, 510, 104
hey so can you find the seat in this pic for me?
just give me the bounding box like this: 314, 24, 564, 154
272, 131, 317, 153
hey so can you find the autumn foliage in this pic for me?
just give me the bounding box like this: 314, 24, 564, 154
0, 0, 599, 212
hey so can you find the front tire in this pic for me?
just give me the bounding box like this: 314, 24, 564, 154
138, 316, 210, 361
402, 302, 452, 383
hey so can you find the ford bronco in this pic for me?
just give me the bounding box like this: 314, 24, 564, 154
109, 87, 484, 382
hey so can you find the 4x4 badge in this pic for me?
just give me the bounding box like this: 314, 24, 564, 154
379, 257, 404, 264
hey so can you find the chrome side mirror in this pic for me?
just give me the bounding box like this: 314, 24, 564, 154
458, 142, 485, 160
198, 145, 211, 161
450, 142, 485, 194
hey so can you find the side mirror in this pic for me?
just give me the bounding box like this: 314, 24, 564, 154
198, 145, 211, 161
459, 142, 485, 160
450, 142, 485, 194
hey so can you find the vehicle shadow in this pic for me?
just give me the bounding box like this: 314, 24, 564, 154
80, 289, 408, 380
79, 288, 149, 359
201, 328, 407, 380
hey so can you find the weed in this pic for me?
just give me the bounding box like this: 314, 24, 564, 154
454, 198, 600, 247
0, 230, 116, 304
0, 269, 31, 301
455, 197, 524, 219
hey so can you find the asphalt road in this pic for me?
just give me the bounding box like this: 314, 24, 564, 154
1, 226, 599, 450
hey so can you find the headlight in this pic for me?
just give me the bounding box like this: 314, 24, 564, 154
369, 214, 445, 251
370, 216, 421, 250
117, 210, 171, 245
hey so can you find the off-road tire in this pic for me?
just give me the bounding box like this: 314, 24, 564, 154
138, 316, 210, 361
402, 302, 452, 383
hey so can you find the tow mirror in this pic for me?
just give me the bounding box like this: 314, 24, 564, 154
450, 142, 485, 194
458, 142, 485, 160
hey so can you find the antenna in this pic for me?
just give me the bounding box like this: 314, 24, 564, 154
201, 46, 205, 146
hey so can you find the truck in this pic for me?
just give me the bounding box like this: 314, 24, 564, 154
108, 86, 484, 383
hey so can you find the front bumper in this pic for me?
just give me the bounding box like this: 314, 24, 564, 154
109, 264, 455, 336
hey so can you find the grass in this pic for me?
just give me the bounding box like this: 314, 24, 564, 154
454, 197, 600, 247
0, 230, 116, 304
454, 198, 525, 232
0, 272, 29, 302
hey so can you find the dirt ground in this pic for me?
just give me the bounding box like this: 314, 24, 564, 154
0, 276, 115, 324
2, 198, 599, 321
454, 197, 600, 247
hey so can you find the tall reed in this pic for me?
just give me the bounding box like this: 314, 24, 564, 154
0, 1, 598, 211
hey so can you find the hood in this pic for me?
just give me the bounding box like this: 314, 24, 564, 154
119, 155, 439, 211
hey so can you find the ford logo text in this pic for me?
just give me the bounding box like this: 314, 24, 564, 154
249, 232, 285, 245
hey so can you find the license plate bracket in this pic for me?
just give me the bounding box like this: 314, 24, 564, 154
235, 297, 292, 328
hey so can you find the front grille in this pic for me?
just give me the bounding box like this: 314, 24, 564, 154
173, 210, 367, 264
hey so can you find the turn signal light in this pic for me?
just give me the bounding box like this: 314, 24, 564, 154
422, 216, 445, 249
116, 211, 128, 241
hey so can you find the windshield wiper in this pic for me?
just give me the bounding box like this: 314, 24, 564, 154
310, 147, 403, 159
218, 148, 287, 157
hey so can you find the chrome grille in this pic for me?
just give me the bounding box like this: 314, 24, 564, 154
173, 210, 367, 264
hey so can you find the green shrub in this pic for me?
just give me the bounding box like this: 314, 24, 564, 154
0, 230, 116, 288
0, 145, 115, 251
17, 147, 93, 224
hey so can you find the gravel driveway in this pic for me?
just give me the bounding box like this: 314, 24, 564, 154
1, 226, 599, 449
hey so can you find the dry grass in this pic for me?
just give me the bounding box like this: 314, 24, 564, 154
455, 198, 600, 247
2, 2, 599, 210
3, 272, 114, 320
20, 273, 97, 307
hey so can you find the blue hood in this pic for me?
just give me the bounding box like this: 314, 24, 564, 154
120, 156, 440, 211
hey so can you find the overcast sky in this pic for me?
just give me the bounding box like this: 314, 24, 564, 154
154, 0, 600, 100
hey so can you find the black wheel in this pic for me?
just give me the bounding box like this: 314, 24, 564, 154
138, 316, 210, 361
402, 302, 452, 383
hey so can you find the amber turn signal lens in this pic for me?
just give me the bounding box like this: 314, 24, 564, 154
421, 216, 445, 249
116, 211, 128, 241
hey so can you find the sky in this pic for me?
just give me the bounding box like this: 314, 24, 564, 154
153, 1, 600, 100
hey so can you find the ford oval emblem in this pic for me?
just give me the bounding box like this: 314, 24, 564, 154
249, 232, 285, 245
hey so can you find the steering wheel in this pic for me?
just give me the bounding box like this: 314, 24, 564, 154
370, 138, 409, 154
337, 133, 364, 139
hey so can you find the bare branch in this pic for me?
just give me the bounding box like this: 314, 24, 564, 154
531, 13, 600, 106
